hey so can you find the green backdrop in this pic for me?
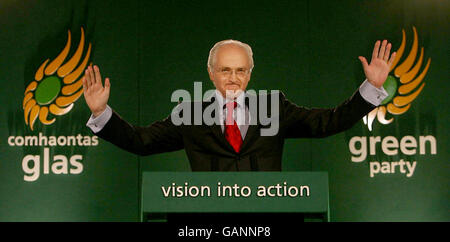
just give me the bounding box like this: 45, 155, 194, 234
0, 0, 448, 221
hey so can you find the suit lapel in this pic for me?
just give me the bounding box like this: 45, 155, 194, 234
210, 123, 237, 152
240, 92, 260, 152
240, 124, 259, 152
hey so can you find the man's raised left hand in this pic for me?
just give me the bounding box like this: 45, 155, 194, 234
358, 40, 397, 88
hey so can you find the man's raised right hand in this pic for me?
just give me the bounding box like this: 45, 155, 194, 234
83, 65, 111, 117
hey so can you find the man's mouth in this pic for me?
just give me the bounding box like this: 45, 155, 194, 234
226, 83, 240, 88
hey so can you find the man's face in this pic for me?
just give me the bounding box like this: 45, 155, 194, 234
208, 44, 252, 99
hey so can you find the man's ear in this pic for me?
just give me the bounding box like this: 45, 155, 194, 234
208, 67, 214, 82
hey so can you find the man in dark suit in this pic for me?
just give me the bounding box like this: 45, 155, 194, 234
83, 39, 395, 171
83, 39, 395, 224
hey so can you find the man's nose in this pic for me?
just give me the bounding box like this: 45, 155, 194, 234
230, 71, 238, 82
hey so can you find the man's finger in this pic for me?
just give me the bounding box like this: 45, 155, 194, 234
372, 40, 380, 61
379, 40, 387, 60
384, 43, 392, 61
82, 76, 88, 92
89, 66, 96, 85
94, 65, 103, 86
388, 52, 397, 67
85, 69, 92, 87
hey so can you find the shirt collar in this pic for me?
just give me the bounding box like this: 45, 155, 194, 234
215, 89, 246, 109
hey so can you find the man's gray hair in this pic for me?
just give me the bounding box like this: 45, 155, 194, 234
207, 39, 254, 72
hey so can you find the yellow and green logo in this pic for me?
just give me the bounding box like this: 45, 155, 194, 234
23, 27, 91, 131
364, 26, 431, 131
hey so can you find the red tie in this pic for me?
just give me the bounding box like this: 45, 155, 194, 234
224, 101, 243, 153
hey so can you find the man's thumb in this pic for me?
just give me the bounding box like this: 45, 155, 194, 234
105, 78, 111, 89
358, 56, 368, 69
104, 78, 111, 96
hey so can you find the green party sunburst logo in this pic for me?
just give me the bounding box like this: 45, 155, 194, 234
363, 26, 431, 131
23, 27, 91, 131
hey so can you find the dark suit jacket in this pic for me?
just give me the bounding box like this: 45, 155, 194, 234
93, 90, 375, 171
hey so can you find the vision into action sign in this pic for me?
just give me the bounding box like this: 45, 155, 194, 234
141, 172, 329, 215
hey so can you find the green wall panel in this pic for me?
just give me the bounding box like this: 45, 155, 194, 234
0, 0, 448, 221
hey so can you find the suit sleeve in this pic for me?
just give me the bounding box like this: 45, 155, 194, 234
93, 110, 184, 156
281, 90, 376, 138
